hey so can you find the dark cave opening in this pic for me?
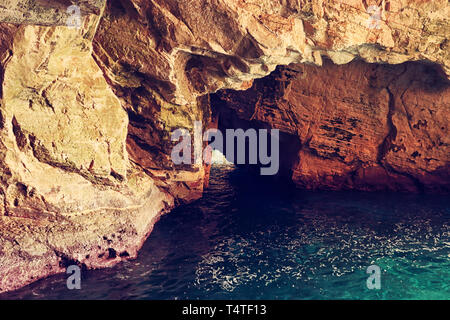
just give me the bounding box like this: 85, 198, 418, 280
207, 59, 450, 193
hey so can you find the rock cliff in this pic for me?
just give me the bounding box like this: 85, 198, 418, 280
0, 0, 448, 292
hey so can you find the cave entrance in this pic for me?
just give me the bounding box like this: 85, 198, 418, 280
208, 90, 301, 182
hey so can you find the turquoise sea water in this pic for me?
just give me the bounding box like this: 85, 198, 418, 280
1, 166, 449, 300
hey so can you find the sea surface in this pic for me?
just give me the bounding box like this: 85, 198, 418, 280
1, 166, 449, 300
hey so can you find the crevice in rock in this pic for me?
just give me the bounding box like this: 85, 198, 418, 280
377, 86, 397, 164
0, 110, 4, 130
11, 117, 28, 152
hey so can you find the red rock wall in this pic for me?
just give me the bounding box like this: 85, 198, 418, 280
215, 60, 450, 193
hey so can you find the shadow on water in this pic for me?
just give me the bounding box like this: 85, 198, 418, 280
1, 166, 449, 300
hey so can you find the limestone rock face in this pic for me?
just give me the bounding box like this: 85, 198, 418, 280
0, 6, 194, 294
0, 1, 211, 293
4, 24, 128, 182
0, 0, 448, 293
215, 60, 450, 193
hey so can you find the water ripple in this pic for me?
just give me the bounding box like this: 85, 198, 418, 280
1, 166, 449, 300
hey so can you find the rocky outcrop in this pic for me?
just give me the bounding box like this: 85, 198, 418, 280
0, 2, 208, 293
0, 0, 104, 26
214, 59, 450, 193
0, 0, 449, 292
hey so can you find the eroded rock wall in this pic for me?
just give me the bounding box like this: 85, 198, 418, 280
0, 18, 170, 293
0, 2, 208, 293
215, 59, 450, 193
92, 0, 449, 107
